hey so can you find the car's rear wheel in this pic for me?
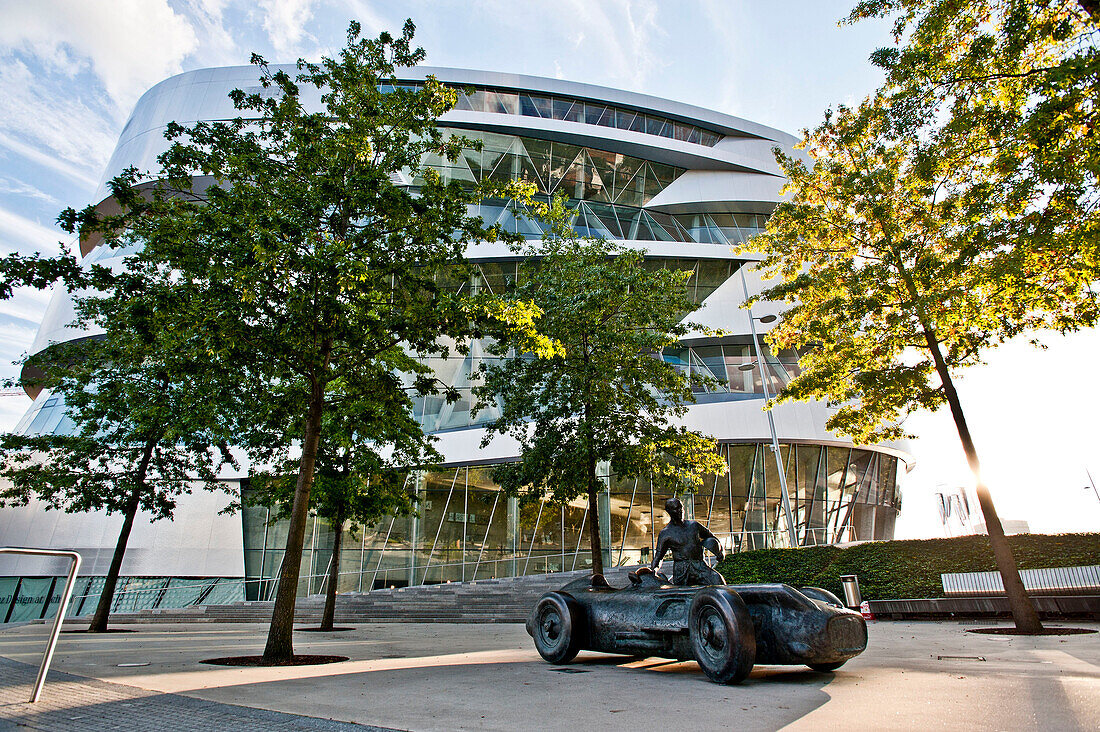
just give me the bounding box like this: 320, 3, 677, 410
688, 588, 756, 684
808, 660, 846, 672
532, 592, 582, 664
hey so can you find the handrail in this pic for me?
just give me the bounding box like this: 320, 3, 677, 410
0, 547, 82, 703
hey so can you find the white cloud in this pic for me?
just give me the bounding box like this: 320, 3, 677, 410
0, 177, 57, 206
0, 0, 198, 114
0, 204, 67, 256
0, 287, 53, 326
0, 393, 33, 433
256, 0, 320, 57
183, 0, 241, 67
337, 0, 392, 38
0, 60, 120, 179
0, 131, 99, 189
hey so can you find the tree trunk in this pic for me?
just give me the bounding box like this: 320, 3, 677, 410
890, 252, 1042, 634
922, 330, 1043, 634
263, 373, 327, 662
320, 513, 343, 632
581, 391, 604, 578
88, 437, 157, 633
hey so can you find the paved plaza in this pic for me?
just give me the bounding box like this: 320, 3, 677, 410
0, 619, 1097, 731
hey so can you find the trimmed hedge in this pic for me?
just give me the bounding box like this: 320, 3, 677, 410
715, 533, 1100, 600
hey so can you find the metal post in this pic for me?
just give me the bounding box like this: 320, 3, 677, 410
461, 469, 468, 582
422, 468, 460, 584
741, 268, 799, 548
473, 491, 500, 579
0, 548, 82, 703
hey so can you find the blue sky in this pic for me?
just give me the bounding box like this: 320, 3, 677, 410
1, 0, 1097, 536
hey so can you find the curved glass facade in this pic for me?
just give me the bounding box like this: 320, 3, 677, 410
5, 66, 908, 602
362, 82, 726, 146
240, 442, 901, 598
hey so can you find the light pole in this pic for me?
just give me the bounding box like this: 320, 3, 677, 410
1086, 468, 1099, 504
739, 267, 799, 548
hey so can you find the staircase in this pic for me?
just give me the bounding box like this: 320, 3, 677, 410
85, 567, 641, 625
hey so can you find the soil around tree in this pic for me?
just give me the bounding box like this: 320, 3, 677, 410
967, 627, 1096, 636
201, 654, 349, 667
295, 626, 356, 632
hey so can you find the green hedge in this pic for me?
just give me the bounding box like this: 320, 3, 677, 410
715, 533, 1100, 600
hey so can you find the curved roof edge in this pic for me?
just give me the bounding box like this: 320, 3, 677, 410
132, 64, 798, 146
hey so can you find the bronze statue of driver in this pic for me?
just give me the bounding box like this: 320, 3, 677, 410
641, 497, 726, 586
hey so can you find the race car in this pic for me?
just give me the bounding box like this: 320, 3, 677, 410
526, 569, 867, 684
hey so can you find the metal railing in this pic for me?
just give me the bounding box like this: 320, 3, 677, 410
0, 547, 82, 703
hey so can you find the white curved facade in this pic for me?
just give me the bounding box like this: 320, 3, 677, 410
3, 67, 910, 606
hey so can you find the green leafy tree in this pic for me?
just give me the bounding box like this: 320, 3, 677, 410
754, 0, 1100, 636
246, 370, 429, 632
477, 198, 727, 579
0, 248, 235, 632
98, 21, 547, 663
845, 0, 1100, 331
749, 94, 1056, 632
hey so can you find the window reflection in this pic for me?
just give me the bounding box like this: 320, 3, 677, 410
238, 442, 903, 595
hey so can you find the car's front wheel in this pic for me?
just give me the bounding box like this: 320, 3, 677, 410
531, 592, 582, 664
688, 587, 756, 684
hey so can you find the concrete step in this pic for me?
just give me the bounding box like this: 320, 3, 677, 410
90, 566, 641, 625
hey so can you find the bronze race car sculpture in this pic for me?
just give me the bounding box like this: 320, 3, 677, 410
526, 498, 868, 684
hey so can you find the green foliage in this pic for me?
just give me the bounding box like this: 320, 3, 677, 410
717, 533, 1100, 600
0, 248, 109, 300
752, 96, 1031, 444
246, 370, 426, 534
750, 1, 1100, 444
57, 20, 547, 656
0, 243, 234, 521
476, 197, 726, 572
843, 1, 1100, 333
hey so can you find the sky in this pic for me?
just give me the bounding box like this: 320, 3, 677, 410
0, 0, 1097, 538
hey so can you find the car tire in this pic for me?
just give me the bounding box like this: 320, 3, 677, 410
688, 587, 756, 684
800, 586, 845, 609
808, 660, 846, 672
532, 592, 582, 664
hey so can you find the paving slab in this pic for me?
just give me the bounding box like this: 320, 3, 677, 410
0, 656, 392, 731
0, 620, 1097, 731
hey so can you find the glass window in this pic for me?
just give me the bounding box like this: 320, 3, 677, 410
584, 103, 605, 125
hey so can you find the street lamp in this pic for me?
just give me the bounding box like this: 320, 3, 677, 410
739, 267, 799, 548
1086, 468, 1099, 504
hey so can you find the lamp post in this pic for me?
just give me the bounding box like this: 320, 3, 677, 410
1086, 468, 1099, 504
739, 267, 799, 548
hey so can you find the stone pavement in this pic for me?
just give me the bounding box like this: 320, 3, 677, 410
0, 620, 1097, 731
0, 656, 391, 731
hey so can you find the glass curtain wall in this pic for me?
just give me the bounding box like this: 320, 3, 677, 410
242, 444, 902, 599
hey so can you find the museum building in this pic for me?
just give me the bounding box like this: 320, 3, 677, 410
0, 67, 909, 618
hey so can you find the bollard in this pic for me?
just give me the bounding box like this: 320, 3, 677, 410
839, 574, 862, 609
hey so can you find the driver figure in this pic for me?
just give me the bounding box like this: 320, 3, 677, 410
648, 497, 725, 586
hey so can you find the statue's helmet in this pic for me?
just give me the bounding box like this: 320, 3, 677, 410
664, 497, 683, 516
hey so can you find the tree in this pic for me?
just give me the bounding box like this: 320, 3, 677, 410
0, 243, 235, 632
844, 0, 1100, 332
111, 21, 546, 663
246, 368, 428, 632
476, 198, 727, 579
752, 0, 1100, 636
748, 93, 1056, 632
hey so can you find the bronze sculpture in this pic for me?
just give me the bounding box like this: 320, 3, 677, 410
526, 496, 869, 684
647, 497, 725, 586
